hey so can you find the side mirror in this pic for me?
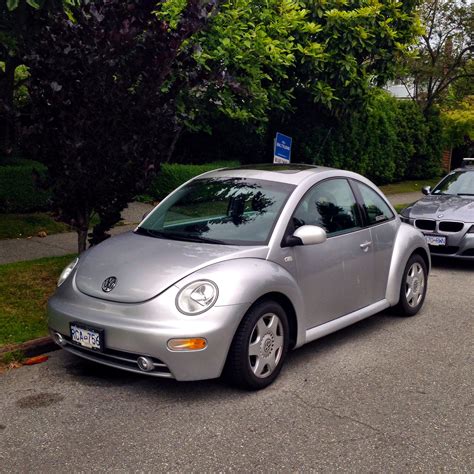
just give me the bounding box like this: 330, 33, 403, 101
142, 211, 150, 221
288, 225, 327, 246
422, 186, 431, 196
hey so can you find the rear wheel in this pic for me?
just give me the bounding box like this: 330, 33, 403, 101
394, 254, 428, 316
225, 300, 289, 390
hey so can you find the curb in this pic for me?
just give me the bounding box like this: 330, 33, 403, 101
0, 336, 59, 358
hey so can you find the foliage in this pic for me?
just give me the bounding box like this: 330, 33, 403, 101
0, 158, 49, 212
173, 91, 445, 184
23, 0, 222, 252
442, 96, 474, 147
402, 0, 474, 111
290, 0, 422, 111
0, 0, 75, 154
149, 161, 239, 200
0, 254, 74, 347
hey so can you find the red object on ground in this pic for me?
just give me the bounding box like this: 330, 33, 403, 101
24, 355, 49, 366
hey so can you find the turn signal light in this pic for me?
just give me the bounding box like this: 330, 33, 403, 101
167, 338, 207, 351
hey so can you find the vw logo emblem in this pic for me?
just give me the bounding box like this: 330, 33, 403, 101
102, 276, 117, 293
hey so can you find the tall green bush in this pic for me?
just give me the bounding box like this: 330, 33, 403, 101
0, 158, 50, 213
149, 161, 240, 200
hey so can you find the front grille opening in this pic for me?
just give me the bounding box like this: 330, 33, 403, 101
61, 333, 171, 375
415, 219, 436, 231
429, 245, 459, 255
439, 221, 464, 232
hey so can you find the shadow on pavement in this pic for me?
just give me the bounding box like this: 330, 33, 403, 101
431, 256, 473, 272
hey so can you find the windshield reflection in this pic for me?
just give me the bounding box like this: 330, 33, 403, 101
137, 177, 295, 246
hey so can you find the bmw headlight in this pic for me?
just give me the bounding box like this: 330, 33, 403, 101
57, 258, 79, 287
176, 280, 218, 315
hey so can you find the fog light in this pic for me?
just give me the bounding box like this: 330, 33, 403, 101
53, 332, 66, 346
167, 338, 207, 352
137, 356, 154, 372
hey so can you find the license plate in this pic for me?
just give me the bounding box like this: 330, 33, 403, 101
425, 234, 446, 246
70, 323, 103, 351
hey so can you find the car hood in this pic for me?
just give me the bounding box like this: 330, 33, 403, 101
408, 194, 474, 221
75, 231, 268, 303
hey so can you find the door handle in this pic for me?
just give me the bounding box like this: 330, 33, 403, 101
360, 241, 372, 251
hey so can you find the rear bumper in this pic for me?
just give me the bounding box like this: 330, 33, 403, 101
48, 280, 250, 381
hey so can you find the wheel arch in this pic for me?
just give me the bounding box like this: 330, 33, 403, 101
386, 223, 431, 306
251, 292, 298, 349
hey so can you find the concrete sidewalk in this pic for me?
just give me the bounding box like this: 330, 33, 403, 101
0, 194, 420, 265
0, 202, 153, 265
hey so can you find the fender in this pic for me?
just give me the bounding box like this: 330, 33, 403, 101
174, 258, 307, 347
386, 223, 431, 306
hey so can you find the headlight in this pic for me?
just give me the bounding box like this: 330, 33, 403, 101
176, 280, 218, 315
57, 258, 79, 287
399, 206, 412, 219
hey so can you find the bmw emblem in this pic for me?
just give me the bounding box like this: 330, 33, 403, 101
102, 276, 117, 293
438, 214, 444, 218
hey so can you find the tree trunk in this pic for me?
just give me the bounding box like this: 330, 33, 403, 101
77, 228, 89, 254
165, 125, 183, 163
76, 210, 90, 253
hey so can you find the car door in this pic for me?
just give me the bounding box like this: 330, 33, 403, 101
352, 180, 397, 302
289, 178, 376, 329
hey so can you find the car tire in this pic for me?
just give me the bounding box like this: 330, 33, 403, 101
394, 253, 428, 317
225, 300, 289, 390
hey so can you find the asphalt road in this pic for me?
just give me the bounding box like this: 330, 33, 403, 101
0, 258, 472, 472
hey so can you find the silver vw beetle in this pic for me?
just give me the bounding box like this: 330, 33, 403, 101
48, 165, 430, 389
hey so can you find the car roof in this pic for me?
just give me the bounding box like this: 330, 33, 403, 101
202, 164, 336, 185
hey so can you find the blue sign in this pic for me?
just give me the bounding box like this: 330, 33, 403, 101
274, 132, 292, 164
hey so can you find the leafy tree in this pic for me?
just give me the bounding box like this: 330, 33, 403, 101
403, 0, 474, 111
24, 0, 224, 252
0, 0, 74, 155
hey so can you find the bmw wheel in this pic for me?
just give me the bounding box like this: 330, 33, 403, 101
395, 254, 428, 317
225, 300, 289, 390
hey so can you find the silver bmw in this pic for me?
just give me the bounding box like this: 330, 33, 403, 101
48, 165, 430, 390
400, 166, 474, 259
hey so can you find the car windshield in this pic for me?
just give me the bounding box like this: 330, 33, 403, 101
136, 177, 295, 246
432, 171, 474, 196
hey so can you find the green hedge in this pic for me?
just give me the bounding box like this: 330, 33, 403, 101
285, 91, 443, 184
149, 161, 240, 200
0, 159, 50, 213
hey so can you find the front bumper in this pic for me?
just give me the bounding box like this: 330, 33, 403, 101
48, 275, 250, 381
401, 217, 474, 259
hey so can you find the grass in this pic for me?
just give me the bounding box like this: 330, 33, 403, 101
379, 178, 441, 195
0, 212, 71, 239
0, 254, 75, 348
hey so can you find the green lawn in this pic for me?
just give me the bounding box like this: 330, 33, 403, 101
0, 255, 75, 348
379, 178, 441, 195
0, 212, 71, 239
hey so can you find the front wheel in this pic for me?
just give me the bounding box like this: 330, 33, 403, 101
225, 300, 289, 390
394, 254, 428, 317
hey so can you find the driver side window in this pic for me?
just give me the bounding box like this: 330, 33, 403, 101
292, 179, 362, 237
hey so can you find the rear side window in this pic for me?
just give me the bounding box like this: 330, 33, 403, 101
292, 179, 362, 237
355, 182, 394, 225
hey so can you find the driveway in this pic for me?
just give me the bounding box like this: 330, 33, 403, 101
0, 259, 472, 472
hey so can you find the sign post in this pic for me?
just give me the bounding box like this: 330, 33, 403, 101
273, 132, 292, 164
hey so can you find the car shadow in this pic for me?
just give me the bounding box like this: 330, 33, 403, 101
431, 256, 474, 272
62, 309, 401, 400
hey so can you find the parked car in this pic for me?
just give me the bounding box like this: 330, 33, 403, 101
49, 164, 430, 390
400, 166, 474, 259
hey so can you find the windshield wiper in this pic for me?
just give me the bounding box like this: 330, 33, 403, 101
457, 193, 474, 196
135, 227, 226, 245
165, 233, 227, 245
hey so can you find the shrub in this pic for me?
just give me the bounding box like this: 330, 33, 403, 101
0, 158, 50, 213
149, 161, 240, 200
